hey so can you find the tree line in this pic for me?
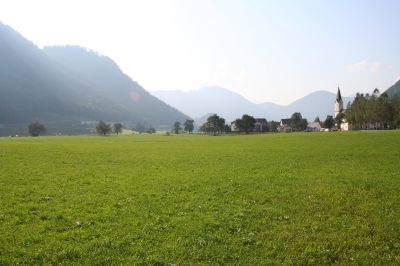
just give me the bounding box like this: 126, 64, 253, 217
173, 114, 301, 134
344, 89, 400, 129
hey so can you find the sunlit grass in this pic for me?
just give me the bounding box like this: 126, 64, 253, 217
0, 131, 399, 264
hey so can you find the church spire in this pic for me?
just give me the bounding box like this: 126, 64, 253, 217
336, 86, 342, 102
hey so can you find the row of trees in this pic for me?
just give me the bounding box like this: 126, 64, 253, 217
27, 121, 124, 136
174, 114, 274, 135
173, 119, 194, 134
345, 89, 400, 129
27, 121, 149, 137
199, 114, 228, 135
95, 121, 123, 135
133, 122, 156, 134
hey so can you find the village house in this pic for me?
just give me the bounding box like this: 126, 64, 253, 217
230, 121, 239, 132
306, 122, 322, 132
278, 119, 292, 132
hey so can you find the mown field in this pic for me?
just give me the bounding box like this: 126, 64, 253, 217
0, 131, 400, 265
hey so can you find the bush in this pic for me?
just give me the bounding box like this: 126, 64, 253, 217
28, 122, 46, 137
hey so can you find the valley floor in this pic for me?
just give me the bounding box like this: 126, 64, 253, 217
0, 132, 400, 264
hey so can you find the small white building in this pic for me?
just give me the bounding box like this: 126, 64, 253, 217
230, 121, 239, 132
306, 122, 322, 132
278, 119, 293, 132
335, 87, 350, 131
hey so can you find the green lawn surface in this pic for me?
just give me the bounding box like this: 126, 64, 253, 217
0, 131, 399, 265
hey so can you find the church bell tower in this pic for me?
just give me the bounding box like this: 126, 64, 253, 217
335, 87, 343, 118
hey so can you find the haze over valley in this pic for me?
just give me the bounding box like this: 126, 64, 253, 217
1, 18, 399, 136
152, 87, 355, 122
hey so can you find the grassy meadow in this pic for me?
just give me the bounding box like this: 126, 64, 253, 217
0, 131, 400, 265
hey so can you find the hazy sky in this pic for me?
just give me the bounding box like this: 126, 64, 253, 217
0, 0, 399, 104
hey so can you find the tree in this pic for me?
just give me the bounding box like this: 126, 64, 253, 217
173, 121, 182, 134
323, 115, 334, 129
200, 122, 210, 134
235, 114, 256, 133
314, 116, 321, 124
135, 122, 146, 133
345, 89, 399, 130
28, 121, 46, 137
290, 112, 307, 131
268, 121, 280, 132
208, 114, 225, 135
147, 127, 156, 134
394, 100, 400, 128
201, 114, 225, 135
113, 123, 123, 135
335, 112, 345, 130
96, 121, 112, 135
184, 119, 194, 134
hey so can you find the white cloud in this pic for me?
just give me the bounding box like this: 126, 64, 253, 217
346, 60, 382, 73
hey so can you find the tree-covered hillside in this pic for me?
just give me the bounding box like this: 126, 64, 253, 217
43, 45, 189, 126
0, 21, 188, 134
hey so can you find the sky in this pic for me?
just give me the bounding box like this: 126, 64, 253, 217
0, 0, 399, 105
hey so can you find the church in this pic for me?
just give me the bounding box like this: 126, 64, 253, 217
335, 87, 350, 131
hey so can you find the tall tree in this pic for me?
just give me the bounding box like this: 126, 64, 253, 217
96, 121, 112, 135
28, 121, 46, 137
268, 121, 280, 132
184, 119, 194, 134
113, 123, 123, 135
201, 114, 225, 135
323, 115, 334, 129
394, 100, 400, 128
224, 124, 232, 133
290, 112, 307, 131
335, 112, 345, 130
235, 114, 256, 133
173, 121, 182, 134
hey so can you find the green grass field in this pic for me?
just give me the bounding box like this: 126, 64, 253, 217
1, 132, 400, 265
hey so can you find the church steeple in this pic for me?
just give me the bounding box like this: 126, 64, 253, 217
335, 86, 343, 118
336, 86, 342, 102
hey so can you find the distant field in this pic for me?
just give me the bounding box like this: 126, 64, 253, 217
1, 132, 400, 265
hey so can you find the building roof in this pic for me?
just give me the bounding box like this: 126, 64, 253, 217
336, 87, 342, 102
255, 118, 267, 123
280, 119, 292, 125
307, 122, 322, 128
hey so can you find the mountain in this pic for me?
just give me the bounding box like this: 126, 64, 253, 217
385, 79, 400, 98
153, 87, 354, 122
42, 45, 189, 126
152, 86, 261, 121
278, 90, 353, 120
0, 21, 188, 135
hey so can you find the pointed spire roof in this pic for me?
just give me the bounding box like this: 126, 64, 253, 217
336, 86, 342, 102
